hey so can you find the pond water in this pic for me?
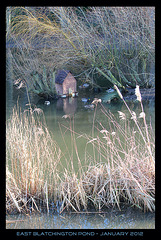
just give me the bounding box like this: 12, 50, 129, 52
6, 207, 155, 229
6, 73, 155, 229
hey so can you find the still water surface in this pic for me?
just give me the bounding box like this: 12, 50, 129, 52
6, 78, 155, 229
6, 207, 155, 229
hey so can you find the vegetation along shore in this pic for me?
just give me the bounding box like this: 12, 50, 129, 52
6, 7, 155, 214
6, 86, 155, 214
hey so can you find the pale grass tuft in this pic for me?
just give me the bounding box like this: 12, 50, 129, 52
6, 105, 61, 213
14, 78, 25, 89
62, 114, 71, 119
33, 108, 43, 114
36, 127, 44, 136
87, 138, 98, 144
100, 129, 109, 134
91, 98, 102, 105
139, 112, 146, 119
111, 132, 116, 136
131, 111, 137, 121
14, 78, 21, 85
135, 85, 142, 102
118, 111, 126, 120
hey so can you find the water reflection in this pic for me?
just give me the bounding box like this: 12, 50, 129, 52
6, 207, 155, 229
56, 97, 77, 115
6, 77, 155, 230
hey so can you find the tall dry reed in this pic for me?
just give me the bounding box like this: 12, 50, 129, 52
57, 85, 155, 212
6, 104, 62, 213
6, 86, 155, 213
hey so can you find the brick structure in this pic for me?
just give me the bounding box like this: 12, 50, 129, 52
55, 70, 77, 96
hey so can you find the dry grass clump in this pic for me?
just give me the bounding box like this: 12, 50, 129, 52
6, 166, 24, 213
6, 105, 61, 213
58, 154, 154, 213
59, 171, 87, 213
82, 164, 116, 209
83, 86, 155, 211
57, 85, 155, 212
6, 86, 155, 213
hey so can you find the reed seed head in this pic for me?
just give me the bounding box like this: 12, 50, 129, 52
135, 85, 142, 102
139, 112, 146, 119
131, 111, 137, 121
118, 111, 126, 120
62, 114, 71, 119
33, 108, 43, 115
91, 98, 102, 105
100, 129, 109, 134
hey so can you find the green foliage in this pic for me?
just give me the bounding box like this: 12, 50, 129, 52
31, 67, 56, 98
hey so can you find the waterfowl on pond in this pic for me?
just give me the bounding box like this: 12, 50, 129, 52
71, 92, 78, 97
83, 83, 90, 88
61, 94, 67, 98
106, 88, 115, 93
84, 104, 94, 109
81, 97, 90, 102
79, 83, 90, 89
44, 101, 50, 105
